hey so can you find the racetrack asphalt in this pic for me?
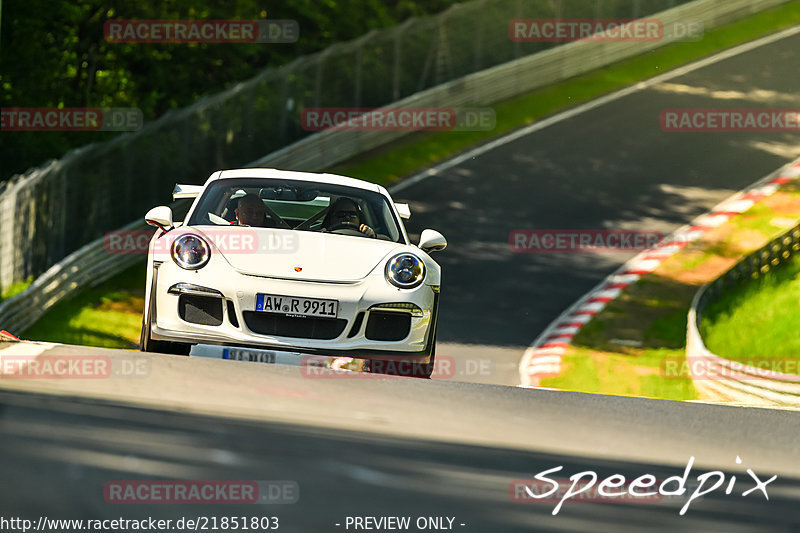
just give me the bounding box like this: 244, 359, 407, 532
1, 343, 799, 532
396, 31, 800, 384
1, 28, 799, 533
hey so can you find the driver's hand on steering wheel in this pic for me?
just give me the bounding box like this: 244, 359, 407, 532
360, 224, 376, 238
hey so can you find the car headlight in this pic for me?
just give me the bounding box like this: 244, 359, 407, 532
171, 234, 210, 270
385, 254, 425, 289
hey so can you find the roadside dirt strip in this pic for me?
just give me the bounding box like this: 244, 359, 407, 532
520, 158, 800, 387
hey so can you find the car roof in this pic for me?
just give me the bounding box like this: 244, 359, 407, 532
208, 169, 385, 194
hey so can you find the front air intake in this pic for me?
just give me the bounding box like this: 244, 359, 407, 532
243, 312, 347, 340
179, 295, 223, 326
364, 311, 411, 341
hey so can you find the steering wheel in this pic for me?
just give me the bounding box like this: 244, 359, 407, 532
326, 221, 365, 236
262, 203, 291, 229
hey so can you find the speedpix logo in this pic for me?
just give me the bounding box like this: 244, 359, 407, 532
512, 457, 776, 515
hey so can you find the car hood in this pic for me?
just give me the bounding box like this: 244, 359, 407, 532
194, 227, 408, 282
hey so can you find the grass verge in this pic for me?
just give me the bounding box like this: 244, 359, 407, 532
23, 261, 146, 349
333, 1, 800, 184
701, 253, 800, 368
18, 3, 800, 361
1, 277, 33, 303
541, 181, 800, 399
543, 346, 696, 401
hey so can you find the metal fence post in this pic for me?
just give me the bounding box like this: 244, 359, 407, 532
354, 46, 363, 108
473, 0, 486, 72
278, 70, 290, 145
392, 24, 403, 101
0, 0, 782, 296
313, 53, 324, 108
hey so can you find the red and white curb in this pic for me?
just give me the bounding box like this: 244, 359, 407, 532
0, 330, 20, 341
519, 158, 800, 387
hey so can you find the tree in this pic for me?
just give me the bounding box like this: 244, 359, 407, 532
1, 0, 464, 179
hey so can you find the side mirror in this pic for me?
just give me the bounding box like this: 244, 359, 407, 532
145, 206, 174, 232
419, 229, 447, 253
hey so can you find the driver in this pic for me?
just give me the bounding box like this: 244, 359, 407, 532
322, 197, 376, 238
231, 194, 273, 227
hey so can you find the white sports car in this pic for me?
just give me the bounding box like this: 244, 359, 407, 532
139, 168, 446, 377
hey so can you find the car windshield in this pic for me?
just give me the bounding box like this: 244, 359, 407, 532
186, 178, 404, 243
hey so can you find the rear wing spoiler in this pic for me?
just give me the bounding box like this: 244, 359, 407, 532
395, 203, 411, 220
173, 184, 203, 200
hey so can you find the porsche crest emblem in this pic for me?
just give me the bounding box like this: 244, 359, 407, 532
294, 266, 303, 272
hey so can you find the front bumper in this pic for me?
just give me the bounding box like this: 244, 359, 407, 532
149, 259, 438, 362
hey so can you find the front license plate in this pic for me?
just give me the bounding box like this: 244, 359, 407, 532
256, 293, 338, 318
224, 348, 276, 364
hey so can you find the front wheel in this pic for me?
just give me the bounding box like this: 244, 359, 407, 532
139, 316, 191, 356
367, 348, 436, 379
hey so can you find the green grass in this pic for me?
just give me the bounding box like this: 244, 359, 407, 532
1, 276, 33, 302
23, 261, 146, 349
541, 347, 698, 401
544, 293, 697, 400
729, 203, 791, 236
333, 0, 800, 184
701, 253, 800, 370
676, 251, 715, 271
20, 1, 800, 362
556, 190, 800, 394
645, 307, 691, 348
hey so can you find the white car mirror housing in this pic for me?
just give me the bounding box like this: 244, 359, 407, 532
145, 206, 174, 232
419, 229, 447, 253
395, 203, 411, 220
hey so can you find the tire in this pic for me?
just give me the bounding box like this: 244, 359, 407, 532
414, 352, 436, 379
140, 273, 191, 355
139, 316, 191, 356
367, 354, 435, 379
367, 340, 436, 379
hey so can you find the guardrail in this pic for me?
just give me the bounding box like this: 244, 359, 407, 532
3, 0, 704, 294
248, 0, 792, 170
3, 0, 790, 294
0, 200, 191, 336
0, 219, 147, 335
0, 0, 793, 337
686, 223, 800, 407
